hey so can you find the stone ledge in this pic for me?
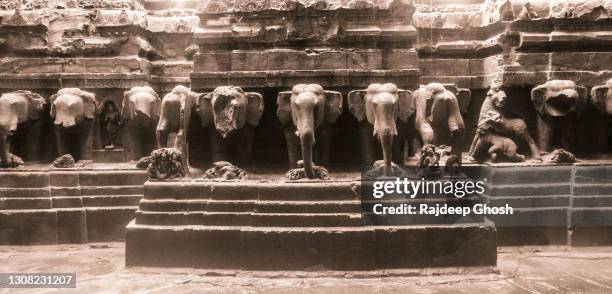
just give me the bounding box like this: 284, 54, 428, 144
125, 221, 497, 270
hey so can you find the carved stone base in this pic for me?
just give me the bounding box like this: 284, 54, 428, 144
286, 165, 330, 180
147, 148, 185, 180
364, 160, 407, 179
1, 153, 24, 168
203, 161, 248, 180
51, 154, 77, 169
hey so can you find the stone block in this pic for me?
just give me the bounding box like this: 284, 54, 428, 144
193, 52, 230, 72
0, 188, 51, 198
241, 228, 375, 271
125, 224, 243, 269
82, 195, 142, 207
487, 166, 572, 185
210, 182, 259, 200
51, 187, 81, 196
49, 171, 79, 187
257, 182, 359, 201
79, 171, 147, 187
496, 227, 567, 246
0, 198, 52, 210
572, 208, 612, 227
252, 213, 362, 227
426, 224, 497, 267
575, 165, 612, 184
374, 227, 428, 268
80, 186, 143, 196
57, 209, 87, 244
486, 184, 571, 197
312, 51, 347, 70
267, 49, 314, 70
488, 208, 568, 226
571, 227, 612, 246
231, 51, 268, 71
348, 49, 382, 70
0, 211, 58, 245
0, 172, 48, 188
86, 207, 137, 242
383, 49, 418, 70
144, 181, 211, 200
52, 197, 83, 208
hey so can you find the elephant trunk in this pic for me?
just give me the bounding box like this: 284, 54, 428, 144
379, 131, 394, 175
300, 130, 316, 179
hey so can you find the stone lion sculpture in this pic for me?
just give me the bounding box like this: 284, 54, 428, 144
471, 111, 526, 162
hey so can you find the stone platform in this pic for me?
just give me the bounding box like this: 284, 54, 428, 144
0, 165, 147, 245
125, 181, 497, 270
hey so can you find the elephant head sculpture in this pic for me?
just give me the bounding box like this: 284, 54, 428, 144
51, 88, 97, 162
197, 86, 263, 165
589, 79, 612, 152
277, 84, 342, 179
122, 86, 161, 161
531, 80, 587, 152
0, 90, 46, 167
348, 83, 416, 174
413, 83, 470, 159
156, 85, 206, 170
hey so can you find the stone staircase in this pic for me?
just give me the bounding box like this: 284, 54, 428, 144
126, 180, 496, 270
0, 169, 147, 245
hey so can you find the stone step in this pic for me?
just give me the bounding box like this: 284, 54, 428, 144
125, 221, 498, 270
80, 185, 143, 196
138, 199, 362, 214
0, 198, 52, 210
134, 211, 363, 227
0, 188, 51, 198
573, 196, 612, 207
0, 172, 49, 188
82, 195, 142, 207
78, 171, 147, 187
92, 149, 126, 163
144, 181, 359, 201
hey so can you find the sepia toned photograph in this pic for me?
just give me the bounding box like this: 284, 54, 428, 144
0, 0, 612, 292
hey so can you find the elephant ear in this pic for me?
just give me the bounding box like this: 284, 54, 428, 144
591, 85, 609, 112
246, 92, 264, 126
121, 90, 134, 120
324, 90, 343, 124
153, 91, 162, 119
575, 85, 588, 114
276, 91, 293, 125
397, 89, 414, 123
80, 90, 97, 119
347, 90, 367, 122
197, 93, 214, 127
456, 88, 472, 114
49, 94, 59, 118
26, 92, 46, 120
531, 84, 548, 115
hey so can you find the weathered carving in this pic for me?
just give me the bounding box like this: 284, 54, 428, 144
50, 88, 97, 162
543, 148, 576, 164
470, 111, 526, 163
286, 160, 329, 180
467, 83, 540, 162
122, 86, 161, 161
348, 83, 417, 175
531, 80, 587, 153
156, 85, 205, 170
413, 83, 470, 162
147, 148, 185, 180
517, 1, 539, 20
203, 161, 248, 180
196, 86, 263, 166
278, 84, 342, 179
0, 90, 46, 168
51, 154, 77, 168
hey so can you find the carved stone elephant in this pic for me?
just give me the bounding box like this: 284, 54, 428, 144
122, 86, 161, 161
156, 85, 206, 168
414, 83, 471, 159
0, 90, 46, 167
277, 84, 342, 179
589, 79, 612, 152
51, 88, 97, 162
196, 86, 263, 166
467, 83, 540, 162
531, 80, 587, 152
348, 83, 416, 171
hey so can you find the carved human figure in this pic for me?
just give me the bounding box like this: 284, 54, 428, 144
467, 83, 540, 162
277, 84, 342, 179
414, 83, 471, 160
122, 86, 161, 161
0, 90, 46, 167
531, 80, 587, 152
589, 79, 612, 153
196, 86, 264, 166
51, 88, 97, 162
99, 101, 121, 150
156, 85, 206, 169
348, 83, 416, 174
470, 111, 526, 162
